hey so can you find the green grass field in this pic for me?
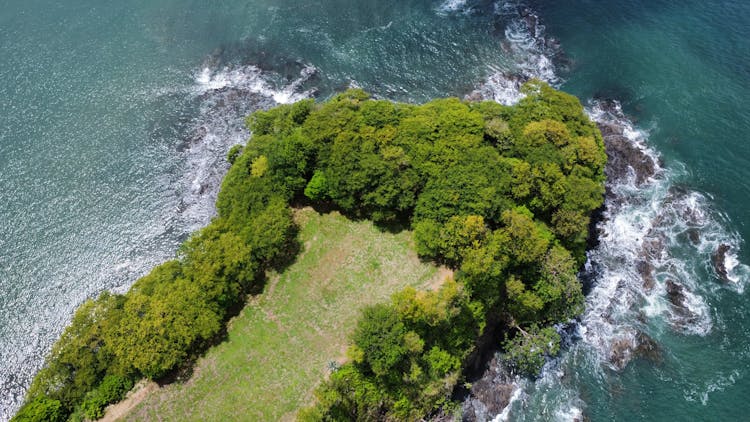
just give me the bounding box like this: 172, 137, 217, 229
120, 208, 445, 421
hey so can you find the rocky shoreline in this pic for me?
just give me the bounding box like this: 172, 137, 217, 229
453, 100, 658, 421
453, 93, 741, 420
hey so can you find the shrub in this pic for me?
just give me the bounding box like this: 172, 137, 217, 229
78, 375, 134, 420
11, 396, 64, 422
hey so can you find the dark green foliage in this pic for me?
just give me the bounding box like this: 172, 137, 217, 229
301, 83, 604, 420
26, 293, 124, 408
108, 263, 223, 379
226, 144, 243, 165
304, 170, 328, 200
77, 375, 133, 420
353, 305, 409, 380
180, 228, 254, 307
300, 365, 386, 422
322, 280, 482, 420
503, 325, 561, 376
10, 396, 64, 422
19, 82, 605, 422
247, 98, 315, 137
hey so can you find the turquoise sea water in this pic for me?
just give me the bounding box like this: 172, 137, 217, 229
1, 0, 748, 420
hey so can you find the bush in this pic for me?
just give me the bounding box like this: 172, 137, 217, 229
11, 396, 64, 422
78, 375, 134, 420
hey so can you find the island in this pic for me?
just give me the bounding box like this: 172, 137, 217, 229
13, 81, 606, 422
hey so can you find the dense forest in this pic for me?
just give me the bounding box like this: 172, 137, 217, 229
13, 81, 605, 421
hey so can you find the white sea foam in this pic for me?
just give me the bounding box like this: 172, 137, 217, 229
176, 64, 317, 232
194, 64, 316, 104
469, 68, 525, 105
578, 101, 733, 368
436, 0, 470, 15
493, 385, 523, 422
554, 406, 584, 422
684, 370, 741, 405
510, 99, 748, 418
467, 1, 560, 105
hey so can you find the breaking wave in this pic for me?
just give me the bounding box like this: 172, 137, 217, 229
466, 1, 561, 105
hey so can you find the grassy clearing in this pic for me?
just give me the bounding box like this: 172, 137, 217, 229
121, 208, 445, 421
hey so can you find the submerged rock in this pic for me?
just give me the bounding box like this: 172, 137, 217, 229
665, 279, 703, 330
634, 332, 662, 363
595, 101, 657, 186
712, 243, 732, 282
686, 228, 701, 245
665, 279, 687, 309
607, 330, 662, 370
641, 234, 665, 261
636, 260, 656, 291
608, 337, 634, 370
177, 126, 208, 152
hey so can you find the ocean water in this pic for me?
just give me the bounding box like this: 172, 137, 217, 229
1, 0, 748, 420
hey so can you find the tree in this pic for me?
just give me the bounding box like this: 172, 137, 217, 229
181, 227, 255, 306
498, 208, 551, 265
353, 304, 409, 381
106, 261, 222, 379
535, 246, 584, 322
503, 325, 561, 376
26, 293, 123, 408
304, 170, 328, 200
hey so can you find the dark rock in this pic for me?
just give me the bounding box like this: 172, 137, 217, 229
461, 355, 516, 422
177, 126, 208, 152
664, 279, 705, 331
600, 132, 657, 185
687, 228, 701, 245
636, 260, 655, 291
465, 90, 485, 103
608, 331, 662, 370
595, 103, 657, 186
427, 409, 459, 422
597, 121, 624, 138
712, 244, 732, 282
634, 332, 662, 363
665, 279, 687, 311
524, 15, 537, 37
681, 206, 704, 227
641, 235, 665, 260
608, 337, 633, 370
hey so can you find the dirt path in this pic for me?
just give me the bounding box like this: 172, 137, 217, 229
98, 380, 159, 422
428, 266, 454, 290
